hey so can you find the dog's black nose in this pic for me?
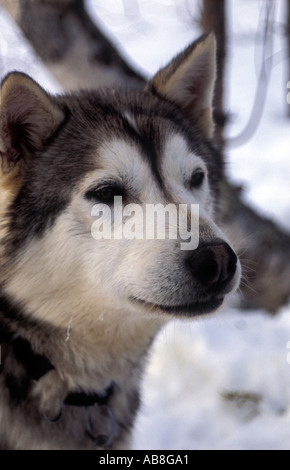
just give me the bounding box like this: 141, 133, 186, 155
187, 241, 237, 291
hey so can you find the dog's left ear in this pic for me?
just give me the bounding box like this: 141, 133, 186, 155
147, 34, 216, 139
0, 72, 65, 174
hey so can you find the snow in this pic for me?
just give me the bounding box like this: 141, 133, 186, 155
0, 0, 289, 451
0, 8, 61, 92
133, 306, 290, 450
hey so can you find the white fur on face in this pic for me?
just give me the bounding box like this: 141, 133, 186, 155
4, 134, 240, 334
160, 134, 212, 209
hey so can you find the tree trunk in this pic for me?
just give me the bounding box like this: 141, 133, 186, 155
287, 0, 290, 117
2, 0, 290, 313
201, 0, 227, 153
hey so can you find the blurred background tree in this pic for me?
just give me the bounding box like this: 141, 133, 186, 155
1, 0, 290, 313
288, 0, 290, 116
201, 0, 226, 152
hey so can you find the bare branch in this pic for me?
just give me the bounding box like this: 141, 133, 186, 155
227, 0, 276, 147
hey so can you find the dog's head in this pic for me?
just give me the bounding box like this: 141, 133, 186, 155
0, 34, 241, 328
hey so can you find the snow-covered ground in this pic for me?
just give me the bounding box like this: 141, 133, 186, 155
1, 0, 289, 451
134, 306, 290, 450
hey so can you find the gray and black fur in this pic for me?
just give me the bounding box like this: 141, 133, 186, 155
0, 35, 241, 449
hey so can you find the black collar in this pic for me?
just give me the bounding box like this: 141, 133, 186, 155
0, 294, 117, 447
64, 382, 115, 408
10, 334, 115, 408
0, 295, 115, 408
14, 335, 116, 447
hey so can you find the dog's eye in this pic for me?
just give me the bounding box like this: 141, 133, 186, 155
190, 170, 205, 189
85, 185, 124, 204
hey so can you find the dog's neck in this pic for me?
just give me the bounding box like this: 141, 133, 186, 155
0, 292, 166, 448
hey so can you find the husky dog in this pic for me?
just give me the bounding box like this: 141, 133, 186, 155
0, 34, 241, 449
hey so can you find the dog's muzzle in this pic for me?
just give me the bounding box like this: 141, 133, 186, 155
131, 239, 239, 317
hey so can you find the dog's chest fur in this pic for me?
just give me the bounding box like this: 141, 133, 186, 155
0, 302, 162, 449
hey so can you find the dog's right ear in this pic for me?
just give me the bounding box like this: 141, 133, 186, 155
147, 34, 216, 139
0, 72, 65, 175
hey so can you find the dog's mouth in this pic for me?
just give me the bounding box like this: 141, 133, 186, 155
130, 296, 224, 317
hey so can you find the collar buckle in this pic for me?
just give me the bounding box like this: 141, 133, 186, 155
44, 382, 116, 448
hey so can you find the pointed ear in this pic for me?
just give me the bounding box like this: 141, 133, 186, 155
147, 34, 216, 139
0, 72, 65, 174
